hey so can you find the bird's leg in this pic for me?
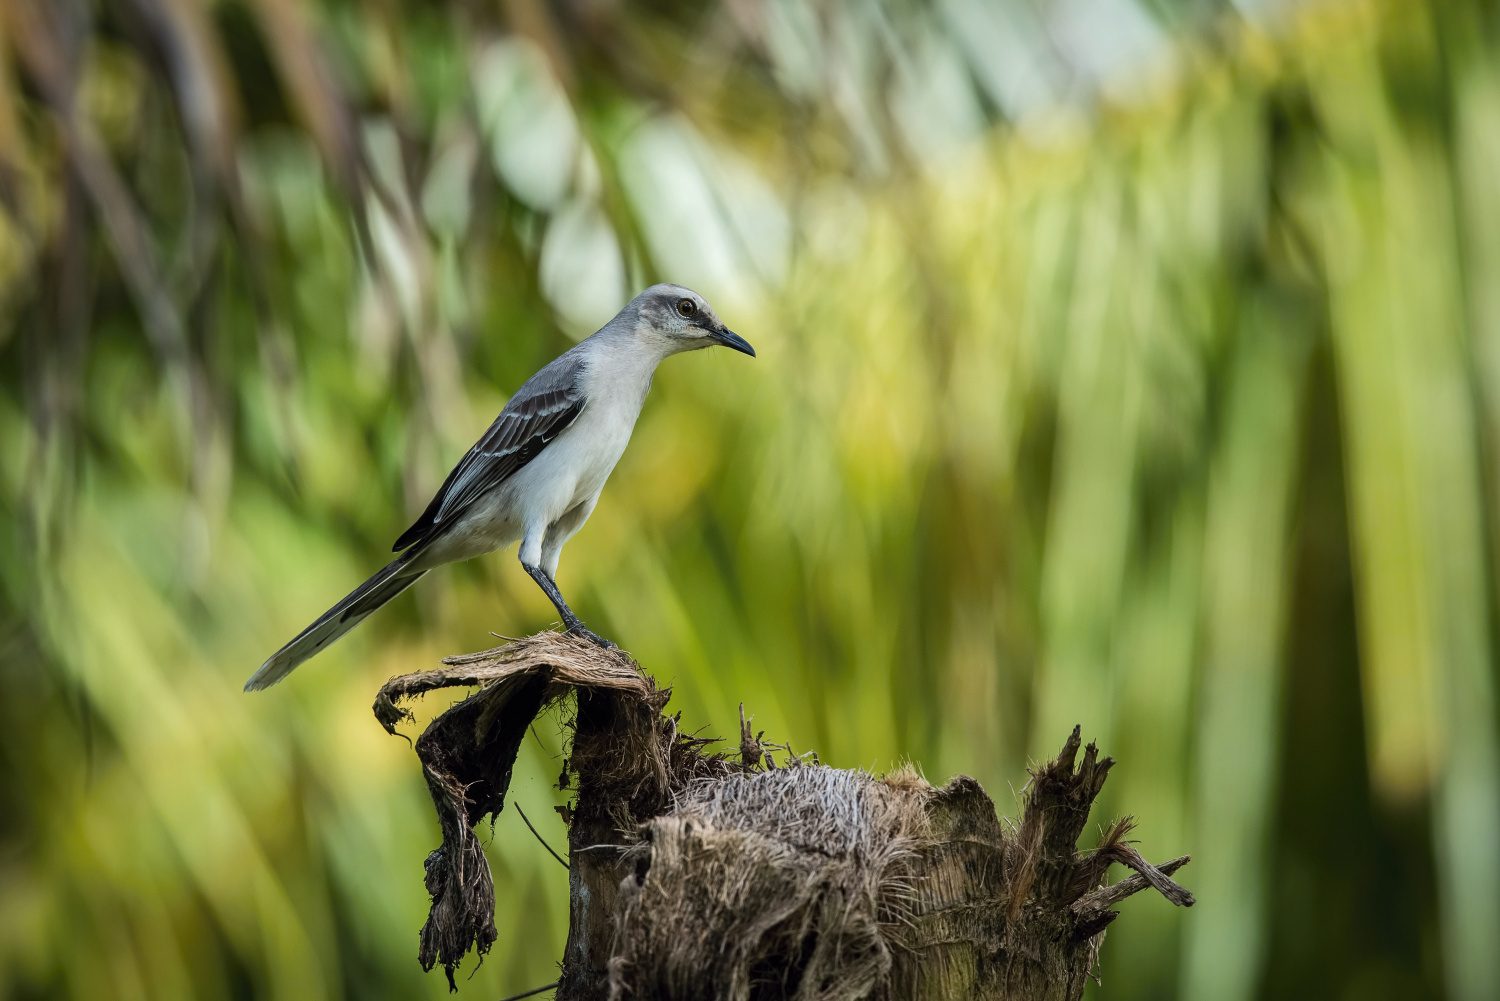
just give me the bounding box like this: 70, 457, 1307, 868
522, 563, 616, 649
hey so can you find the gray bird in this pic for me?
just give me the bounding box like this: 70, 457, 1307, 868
245, 284, 752, 691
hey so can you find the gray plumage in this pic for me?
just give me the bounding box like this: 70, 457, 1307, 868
245, 284, 752, 691
393, 349, 587, 552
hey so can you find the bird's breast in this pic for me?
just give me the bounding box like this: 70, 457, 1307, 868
557, 395, 641, 496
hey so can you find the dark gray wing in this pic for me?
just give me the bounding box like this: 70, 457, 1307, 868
392, 348, 587, 552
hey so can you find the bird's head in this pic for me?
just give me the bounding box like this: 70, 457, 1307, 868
631, 284, 755, 359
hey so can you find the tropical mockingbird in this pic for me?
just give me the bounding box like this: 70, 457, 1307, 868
245, 284, 752, 690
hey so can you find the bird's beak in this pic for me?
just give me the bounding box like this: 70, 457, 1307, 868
711, 327, 755, 357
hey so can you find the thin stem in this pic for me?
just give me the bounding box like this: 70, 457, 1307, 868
514, 803, 569, 869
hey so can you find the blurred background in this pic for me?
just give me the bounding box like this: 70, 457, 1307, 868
2, 0, 1498, 998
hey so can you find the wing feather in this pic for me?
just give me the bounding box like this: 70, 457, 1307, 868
392, 350, 587, 552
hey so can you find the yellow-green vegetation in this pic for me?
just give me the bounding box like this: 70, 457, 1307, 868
0, 0, 1495, 999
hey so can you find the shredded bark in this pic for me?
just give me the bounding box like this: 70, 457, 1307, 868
610, 766, 930, 1001
374, 634, 656, 988
374, 633, 1194, 999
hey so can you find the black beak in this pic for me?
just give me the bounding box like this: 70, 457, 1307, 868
711, 327, 755, 357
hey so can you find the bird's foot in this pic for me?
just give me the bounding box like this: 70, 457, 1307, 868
565, 624, 617, 650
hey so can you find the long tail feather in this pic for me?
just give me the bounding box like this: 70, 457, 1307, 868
245, 554, 426, 691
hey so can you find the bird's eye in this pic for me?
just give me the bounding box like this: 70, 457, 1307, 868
677, 299, 696, 317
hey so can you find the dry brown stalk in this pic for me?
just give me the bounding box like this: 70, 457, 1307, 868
373, 632, 1194, 1000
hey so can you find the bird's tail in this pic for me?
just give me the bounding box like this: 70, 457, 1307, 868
245, 553, 426, 691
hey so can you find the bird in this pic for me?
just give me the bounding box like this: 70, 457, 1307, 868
244, 284, 753, 691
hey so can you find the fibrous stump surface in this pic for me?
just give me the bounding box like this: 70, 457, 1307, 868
374, 633, 1193, 1000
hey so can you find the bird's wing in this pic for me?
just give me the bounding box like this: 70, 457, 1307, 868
392, 349, 587, 552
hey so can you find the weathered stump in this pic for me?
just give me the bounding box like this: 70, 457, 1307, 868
373, 633, 1192, 1000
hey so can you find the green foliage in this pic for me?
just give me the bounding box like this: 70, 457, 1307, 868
0, 1, 1497, 1000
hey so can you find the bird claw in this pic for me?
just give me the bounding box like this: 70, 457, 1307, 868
565, 625, 617, 650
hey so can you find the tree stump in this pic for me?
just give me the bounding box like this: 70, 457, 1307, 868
373, 633, 1193, 1000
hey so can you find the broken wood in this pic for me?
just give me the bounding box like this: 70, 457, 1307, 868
373, 633, 1193, 1000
